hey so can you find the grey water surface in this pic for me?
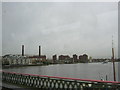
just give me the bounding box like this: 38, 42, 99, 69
3, 62, 119, 81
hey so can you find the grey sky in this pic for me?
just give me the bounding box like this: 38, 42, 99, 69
0, 2, 2, 56
2, 2, 118, 59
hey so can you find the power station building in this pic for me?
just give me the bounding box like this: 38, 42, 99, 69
27, 45, 46, 64
2, 45, 46, 65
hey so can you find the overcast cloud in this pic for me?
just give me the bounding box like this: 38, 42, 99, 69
2, 2, 118, 59
0, 2, 2, 56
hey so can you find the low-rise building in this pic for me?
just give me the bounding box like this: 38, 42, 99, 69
79, 54, 88, 63
58, 55, 70, 63
28, 55, 46, 64
59, 55, 70, 60
2, 54, 30, 65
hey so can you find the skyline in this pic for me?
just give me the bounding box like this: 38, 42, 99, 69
2, 44, 118, 59
2, 2, 118, 58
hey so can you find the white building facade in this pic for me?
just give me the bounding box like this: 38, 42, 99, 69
2, 54, 31, 65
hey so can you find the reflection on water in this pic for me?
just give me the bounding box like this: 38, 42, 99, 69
3, 62, 119, 81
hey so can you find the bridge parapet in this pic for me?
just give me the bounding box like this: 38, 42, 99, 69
2, 71, 120, 89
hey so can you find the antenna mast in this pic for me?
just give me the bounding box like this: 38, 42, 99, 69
112, 36, 116, 81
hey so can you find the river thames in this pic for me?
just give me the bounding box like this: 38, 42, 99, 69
3, 62, 119, 81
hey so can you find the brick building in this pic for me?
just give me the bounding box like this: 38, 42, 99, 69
79, 54, 88, 63
73, 54, 78, 62
52, 54, 57, 63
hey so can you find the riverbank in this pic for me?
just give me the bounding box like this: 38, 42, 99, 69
2, 61, 120, 69
2, 62, 88, 69
2, 64, 49, 69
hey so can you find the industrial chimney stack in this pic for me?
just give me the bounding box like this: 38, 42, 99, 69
22, 45, 24, 56
39, 46, 41, 56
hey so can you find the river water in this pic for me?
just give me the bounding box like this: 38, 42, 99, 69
3, 62, 119, 81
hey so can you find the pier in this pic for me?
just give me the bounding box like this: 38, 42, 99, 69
2, 71, 120, 89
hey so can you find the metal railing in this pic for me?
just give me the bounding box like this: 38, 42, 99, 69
2, 71, 120, 89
